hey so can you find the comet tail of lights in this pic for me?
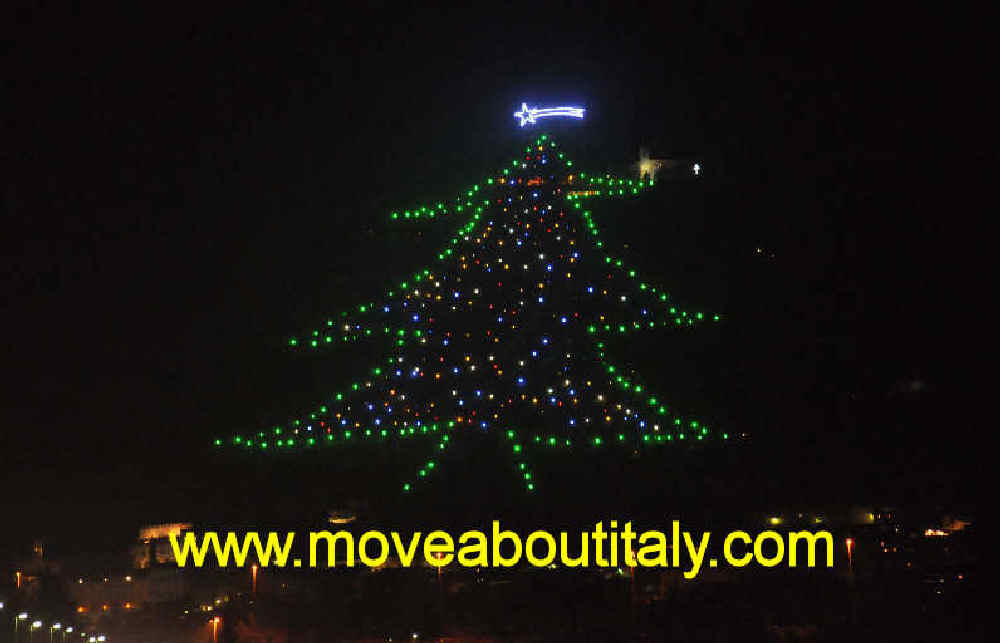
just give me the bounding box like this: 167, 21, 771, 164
513, 102, 585, 127
215, 131, 727, 495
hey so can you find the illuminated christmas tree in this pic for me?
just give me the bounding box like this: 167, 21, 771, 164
215, 134, 726, 493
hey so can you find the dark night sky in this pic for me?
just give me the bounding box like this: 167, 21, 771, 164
1, 4, 983, 546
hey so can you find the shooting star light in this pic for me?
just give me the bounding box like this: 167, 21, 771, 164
514, 103, 585, 127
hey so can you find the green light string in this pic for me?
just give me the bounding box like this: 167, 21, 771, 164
402, 441, 448, 493
576, 206, 722, 330
505, 428, 537, 493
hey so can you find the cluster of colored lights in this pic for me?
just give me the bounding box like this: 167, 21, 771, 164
291, 139, 716, 349
220, 134, 727, 494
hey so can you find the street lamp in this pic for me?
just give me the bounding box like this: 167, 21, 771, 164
30, 620, 43, 643
15, 613, 30, 640
845, 537, 855, 572
50, 623, 61, 643
211, 616, 220, 643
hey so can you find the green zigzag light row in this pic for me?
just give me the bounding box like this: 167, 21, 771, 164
217, 327, 727, 485
215, 334, 726, 493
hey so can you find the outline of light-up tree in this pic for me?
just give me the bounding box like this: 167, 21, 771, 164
216, 134, 726, 493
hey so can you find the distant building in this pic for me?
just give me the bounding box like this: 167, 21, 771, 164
13, 540, 61, 594
68, 567, 188, 618
132, 522, 193, 568
636, 147, 681, 180
327, 509, 357, 525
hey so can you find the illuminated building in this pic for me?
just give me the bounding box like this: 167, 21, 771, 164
636, 147, 679, 180
133, 523, 193, 568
